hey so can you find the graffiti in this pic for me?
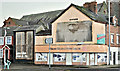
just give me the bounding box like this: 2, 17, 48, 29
53, 53, 65, 62
72, 53, 86, 62
36, 53, 47, 61
97, 53, 107, 62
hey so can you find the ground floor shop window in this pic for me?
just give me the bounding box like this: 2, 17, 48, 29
53, 53, 66, 62
72, 53, 86, 62
97, 53, 107, 62
118, 52, 120, 60
36, 53, 47, 61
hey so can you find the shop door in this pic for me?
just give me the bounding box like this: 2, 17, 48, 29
90, 53, 94, 65
113, 52, 116, 65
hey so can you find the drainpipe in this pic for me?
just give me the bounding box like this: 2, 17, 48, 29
108, 0, 111, 65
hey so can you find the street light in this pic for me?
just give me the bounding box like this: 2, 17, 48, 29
108, 0, 111, 65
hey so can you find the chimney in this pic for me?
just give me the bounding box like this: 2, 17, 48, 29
83, 1, 97, 14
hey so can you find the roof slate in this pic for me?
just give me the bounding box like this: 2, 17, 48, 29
20, 10, 64, 29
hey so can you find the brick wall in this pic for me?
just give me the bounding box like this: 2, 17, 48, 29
3, 17, 16, 27
105, 24, 120, 47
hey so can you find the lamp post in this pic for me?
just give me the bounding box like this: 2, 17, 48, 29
108, 0, 111, 65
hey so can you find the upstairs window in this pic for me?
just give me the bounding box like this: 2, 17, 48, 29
116, 34, 120, 44
0, 37, 4, 45
113, 18, 118, 26
111, 34, 114, 44
6, 36, 12, 45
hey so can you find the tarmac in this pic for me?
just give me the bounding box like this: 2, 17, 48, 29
1, 63, 120, 71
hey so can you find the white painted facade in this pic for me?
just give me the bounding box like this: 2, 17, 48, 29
107, 47, 120, 65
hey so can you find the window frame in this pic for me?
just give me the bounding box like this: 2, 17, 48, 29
6, 36, 12, 45
111, 34, 114, 44
116, 34, 120, 44
113, 18, 118, 26
0, 37, 4, 45
118, 51, 120, 60
0, 49, 3, 58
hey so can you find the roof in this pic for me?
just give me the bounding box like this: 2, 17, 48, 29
97, 3, 103, 12
2, 26, 18, 36
14, 25, 40, 32
20, 10, 64, 29
11, 18, 29, 26
52, 4, 108, 24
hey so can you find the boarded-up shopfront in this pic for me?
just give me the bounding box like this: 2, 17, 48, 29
35, 45, 108, 65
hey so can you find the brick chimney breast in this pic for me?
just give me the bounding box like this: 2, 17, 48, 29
83, 1, 97, 14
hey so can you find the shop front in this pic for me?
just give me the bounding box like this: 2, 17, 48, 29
34, 44, 108, 65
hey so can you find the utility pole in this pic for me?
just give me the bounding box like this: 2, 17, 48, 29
108, 0, 111, 65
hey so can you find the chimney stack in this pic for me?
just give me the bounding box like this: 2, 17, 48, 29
83, 1, 97, 14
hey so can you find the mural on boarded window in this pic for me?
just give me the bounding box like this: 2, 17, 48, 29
56, 21, 92, 42
97, 53, 107, 62
72, 53, 86, 62
53, 53, 65, 62
36, 53, 47, 61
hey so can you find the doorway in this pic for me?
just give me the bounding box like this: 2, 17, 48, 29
113, 52, 116, 65
4, 49, 9, 62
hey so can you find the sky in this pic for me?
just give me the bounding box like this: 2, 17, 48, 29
0, 0, 106, 27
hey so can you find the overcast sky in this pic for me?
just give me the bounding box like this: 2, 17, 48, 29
0, 0, 106, 27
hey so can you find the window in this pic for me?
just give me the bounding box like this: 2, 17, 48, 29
0, 37, 4, 45
110, 52, 112, 60
6, 36, 12, 44
16, 31, 33, 60
8, 22, 11, 25
114, 19, 118, 26
111, 34, 114, 44
0, 49, 3, 58
116, 34, 120, 44
118, 52, 120, 60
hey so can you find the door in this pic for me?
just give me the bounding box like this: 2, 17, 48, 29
5, 49, 8, 62
113, 52, 116, 65
90, 53, 95, 65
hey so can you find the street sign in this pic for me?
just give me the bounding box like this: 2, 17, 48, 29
45, 38, 53, 44
45, 38, 53, 69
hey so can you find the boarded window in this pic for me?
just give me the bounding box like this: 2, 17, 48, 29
16, 31, 33, 60
56, 21, 92, 42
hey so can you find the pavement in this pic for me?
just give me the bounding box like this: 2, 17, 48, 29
1, 63, 120, 71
